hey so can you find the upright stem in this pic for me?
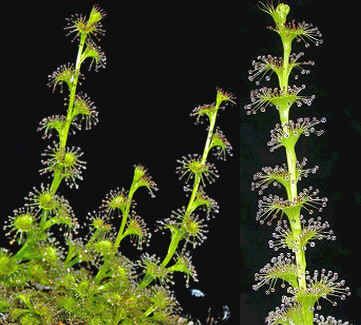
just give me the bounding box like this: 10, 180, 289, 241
284, 144, 306, 289
50, 34, 87, 195
279, 34, 310, 323
184, 112, 217, 222
165, 112, 217, 264
139, 109, 219, 288
113, 188, 136, 252
14, 35, 87, 262
280, 38, 291, 93
96, 187, 135, 283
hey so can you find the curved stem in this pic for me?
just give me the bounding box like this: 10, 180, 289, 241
13, 240, 32, 261
94, 261, 111, 284
160, 230, 183, 267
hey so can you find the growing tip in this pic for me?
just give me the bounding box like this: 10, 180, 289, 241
88, 4, 107, 25
275, 3, 290, 25
260, 1, 290, 27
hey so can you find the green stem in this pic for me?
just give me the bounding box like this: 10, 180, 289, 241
94, 186, 135, 282
279, 107, 289, 126
284, 145, 306, 289
65, 257, 80, 269
100, 175, 137, 282
60, 34, 86, 151
280, 32, 308, 292
40, 211, 49, 230
14, 35, 87, 263
50, 33, 87, 195
139, 273, 154, 289
13, 240, 32, 261
280, 38, 291, 92
143, 305, 157, 318
113, 188, 136, 252
285, 145, 298, 199
279, 32, 311, 324
201, 113, 218, 163
162, 112, 217, 266
161, 231, 183, 267
94, 261, 110, 284
139, 108, 219, 288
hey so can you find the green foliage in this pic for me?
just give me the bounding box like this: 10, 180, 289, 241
0, 5, 234, 324
246, 2, 350, 324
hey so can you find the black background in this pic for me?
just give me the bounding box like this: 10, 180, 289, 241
1, 1, 360, 325
239, 1, 360, 325
1, 1, 241, 324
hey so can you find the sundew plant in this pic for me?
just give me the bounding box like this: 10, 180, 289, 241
245, 2, 351, 325
0, 6, 235, 324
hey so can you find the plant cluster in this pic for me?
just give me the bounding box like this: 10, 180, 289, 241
246, 2, 351, 325
0, 6, 234, 324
